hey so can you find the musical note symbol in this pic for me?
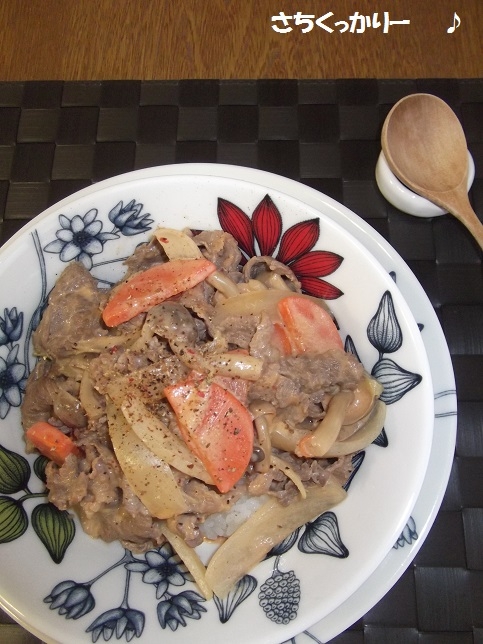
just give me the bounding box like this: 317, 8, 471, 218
447, 12, 461, 33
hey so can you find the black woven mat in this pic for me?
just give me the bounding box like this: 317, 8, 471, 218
0, 79, 482, 644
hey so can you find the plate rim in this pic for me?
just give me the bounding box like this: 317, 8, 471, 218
0, 163, 448, 644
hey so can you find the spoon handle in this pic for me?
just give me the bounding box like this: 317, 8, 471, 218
448, 195, 483, 250
425, 187, 483, 250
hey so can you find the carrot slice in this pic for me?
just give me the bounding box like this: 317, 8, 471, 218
26, 422, 82, 466
165, 374, 254, 493
271, 321, 294, 356
102, 257, 216, 327
277, 295, 343, 355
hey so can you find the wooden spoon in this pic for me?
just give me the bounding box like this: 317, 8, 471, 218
381, 93, 483, 249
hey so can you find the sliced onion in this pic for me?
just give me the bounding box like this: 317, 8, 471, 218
107, 403, 189, 519
213, 289, 290, 323
73, 334, 139, 353
213, 290, 332, 327
154, 227, 202, 260
54, 355, 91, 379
205, 477, 346, 598
79, 371, 105, 420
165, 343, 263, 382
120, 393, 213, 484
106, 357, 186, 406
160, 522, 213, 600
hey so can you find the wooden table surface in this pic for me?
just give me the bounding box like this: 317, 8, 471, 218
1, 0, 482, 80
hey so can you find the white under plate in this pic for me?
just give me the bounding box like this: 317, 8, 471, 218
0, 164, 443, 644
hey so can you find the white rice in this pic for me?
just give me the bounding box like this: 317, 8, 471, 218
200, 495, 269, 540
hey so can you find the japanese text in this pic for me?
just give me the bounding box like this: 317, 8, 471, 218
271, 11, 411, 34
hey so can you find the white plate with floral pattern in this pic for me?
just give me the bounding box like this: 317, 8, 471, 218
0, 164, 436, 644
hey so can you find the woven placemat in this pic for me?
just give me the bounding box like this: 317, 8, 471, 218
0, 79, 482, 644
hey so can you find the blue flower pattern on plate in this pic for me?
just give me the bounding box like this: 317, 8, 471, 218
125, 546, 192, 600
108, 199, 154, 236
43, 209, 119, 270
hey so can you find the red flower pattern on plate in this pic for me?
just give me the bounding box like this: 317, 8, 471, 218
217, 194, 343, 299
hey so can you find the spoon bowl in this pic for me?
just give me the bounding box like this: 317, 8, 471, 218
381, 93, 483, 248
